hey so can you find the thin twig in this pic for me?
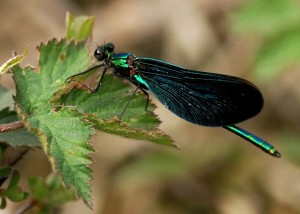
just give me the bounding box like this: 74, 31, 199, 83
8, 149, 29, 167
0, 148, 30, 188
0, 121, 24, 132
15, 200, 37, 214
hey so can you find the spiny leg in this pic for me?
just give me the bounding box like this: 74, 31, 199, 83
89, 67, 108, 93
125, 75, 150, 111
65, 64, 108, 93
140, 88, 149, 111
66, 79, 98, 92
65, 63, 105, 83
118, 86, 140, 123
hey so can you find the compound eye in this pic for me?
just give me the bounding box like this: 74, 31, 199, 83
94, 48, 103, 60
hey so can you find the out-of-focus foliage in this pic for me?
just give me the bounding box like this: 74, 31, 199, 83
66, 12, 95, 41
232, 0, 300, 82
28, 175, 76, 213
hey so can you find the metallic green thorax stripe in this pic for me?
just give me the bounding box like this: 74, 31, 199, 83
225, 125, 281, 157
111, 53, 130, 68
110, 53, 149, 88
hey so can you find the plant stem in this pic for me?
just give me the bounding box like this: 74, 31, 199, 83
0, 148, 29, 187
8, 149, 29, 167
15, 200, 37, 214
0, 121, 24, 132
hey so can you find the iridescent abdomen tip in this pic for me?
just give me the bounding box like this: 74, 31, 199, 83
273, 151, 281, 158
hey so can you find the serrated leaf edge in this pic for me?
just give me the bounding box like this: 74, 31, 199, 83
15, 103, 95, 208
85, 113, 177, 148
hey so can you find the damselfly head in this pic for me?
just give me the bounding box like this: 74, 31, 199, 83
94, 43, 115, 61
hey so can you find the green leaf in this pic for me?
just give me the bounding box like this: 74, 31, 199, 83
64, 74, 161, 130
0, 108, 40, 147
0, 86, 14, 110
12, 39, 94, 208
66, 12, 95, 41
13, 40, 90, 108
0, 198, 7, 209
37, 108, 94, 203
4, 186, 28, 202
0, 144, 8, 161
232, 0, 300, 37
2, 171, 28, 202
253, 28, 300, 82
0, 108, 17, 124
61, 74, 175, 147
28, 175, 76, 209
7, 171, 20, 189
0, 167, 12, 178
44, 175, 76, 207
28, 177, 49, 199
0, 48, 28, 77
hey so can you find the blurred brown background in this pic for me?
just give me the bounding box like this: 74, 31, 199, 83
1, 0, 300, 213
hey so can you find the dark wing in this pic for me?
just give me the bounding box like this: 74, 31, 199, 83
134, 57, 263, 127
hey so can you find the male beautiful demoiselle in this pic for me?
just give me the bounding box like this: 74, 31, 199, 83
66, 43, 281, 158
